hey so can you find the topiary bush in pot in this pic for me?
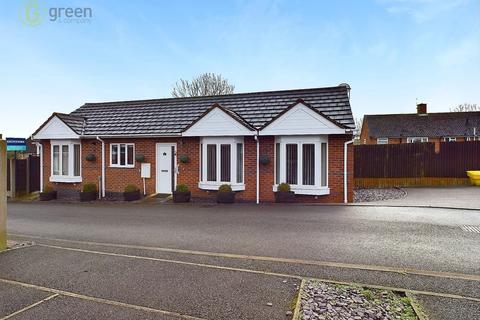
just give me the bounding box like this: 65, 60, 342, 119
39, 186, 57, 201
173, 184, 191, 203
217, 184, 235, 204
124, 184, 141, 201
80, 183, 97, 202
275, 182, 295, 203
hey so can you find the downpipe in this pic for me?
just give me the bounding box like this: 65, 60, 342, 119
255, 134, 259, 204
96, 136, 106, 198
344, 139, 354, 203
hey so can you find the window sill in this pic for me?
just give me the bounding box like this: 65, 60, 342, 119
198, 182, 245, 191
272, 185, 330, 196
50, 176, 82, 183
110, 165, 135, 169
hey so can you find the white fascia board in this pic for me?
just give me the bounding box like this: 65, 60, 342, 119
259, 102, 346, 136
33, 116, 80, 140
182, 107, 255, 137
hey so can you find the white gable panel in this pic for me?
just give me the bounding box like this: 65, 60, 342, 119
33, 116, 80, 139
260, 103, 346, 135
182, 107, 254, 136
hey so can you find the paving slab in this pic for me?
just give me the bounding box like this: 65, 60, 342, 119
7, 295, 181, 320
0, 245, 297, 320
414, 294, 480, 320
0, 282, 51, 317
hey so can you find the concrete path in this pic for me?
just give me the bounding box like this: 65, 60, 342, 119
356, 186, 480, 210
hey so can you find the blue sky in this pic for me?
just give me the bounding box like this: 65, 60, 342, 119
1, 0, 479, 137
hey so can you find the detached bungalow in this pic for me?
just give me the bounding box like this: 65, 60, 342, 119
32, 85, 355, 203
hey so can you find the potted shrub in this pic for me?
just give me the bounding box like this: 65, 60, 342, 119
80, 183, 97, 202
217, 184, 235, 204
39, 186, 57, 201
173, 184, 191, 203
275, 183, 295, 203
124, 184, 141, 201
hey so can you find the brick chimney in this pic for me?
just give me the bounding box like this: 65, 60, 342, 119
417, 103, 427, 115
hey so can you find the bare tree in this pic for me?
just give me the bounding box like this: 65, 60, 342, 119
354, 117, 363, 138
450, 103, 479, 112
171, 73, 235, 98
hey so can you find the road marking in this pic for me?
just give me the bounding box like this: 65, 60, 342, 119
35, 243, 480, 303
461, 225, 480, 233
9, 233, 480, 283
0, 278, 206, 320
0, 293, 59, 320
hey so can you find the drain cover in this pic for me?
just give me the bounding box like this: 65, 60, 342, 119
461, 225, 480, 233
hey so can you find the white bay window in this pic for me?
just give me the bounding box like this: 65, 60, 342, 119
274, 136, 329, 195
50, 140, 82, 183
199, 137, 244, 190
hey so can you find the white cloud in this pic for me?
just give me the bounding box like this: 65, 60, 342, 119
380, 0, 470, 22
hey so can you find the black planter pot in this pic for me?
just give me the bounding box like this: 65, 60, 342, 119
275, 191, 295, 203
39, 191, 57, 201
124, 190, 141, 201
173, 191, 191, 203
80, 191, 97, 202
217, 192, 235, 204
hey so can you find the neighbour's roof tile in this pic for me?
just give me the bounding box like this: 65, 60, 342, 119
364, 112, 480, 138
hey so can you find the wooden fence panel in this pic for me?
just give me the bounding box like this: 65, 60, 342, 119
354, 141, 480, 187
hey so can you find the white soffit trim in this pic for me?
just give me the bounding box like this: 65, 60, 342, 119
33, 116, 79, 140
182, 107, 254, 137
260, 102, 346, 136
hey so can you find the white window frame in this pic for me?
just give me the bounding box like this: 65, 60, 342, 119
49, 139, 82, 183
110, 143, 135, 168
376, 137, 388, 144
199, 137, 245, 191
273, 136, 329, 196
407, 137, 429, 143
443, 137, 456, 142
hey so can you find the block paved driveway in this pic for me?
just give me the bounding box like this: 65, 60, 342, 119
1, 202, 480, 319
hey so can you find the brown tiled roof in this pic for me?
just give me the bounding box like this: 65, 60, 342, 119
67, 86, 354, 136
364, 112, 480, 138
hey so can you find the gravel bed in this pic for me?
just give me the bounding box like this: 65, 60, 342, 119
298, 280, 418, 320
354, 188, 407, 203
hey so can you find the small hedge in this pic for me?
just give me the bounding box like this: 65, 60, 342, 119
277, 183, 291, 192
124, 184, 139, 193
176, 184, 189, 192
218, 184, 232, 193
82, 183, 97, 193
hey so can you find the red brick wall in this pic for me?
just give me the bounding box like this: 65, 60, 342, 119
41, 135, 354, 203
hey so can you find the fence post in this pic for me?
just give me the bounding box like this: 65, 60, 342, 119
0, 137, 7, 251
9, 158, 15, 199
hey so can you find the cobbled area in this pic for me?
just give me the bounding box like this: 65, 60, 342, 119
299, 280, 418, 320
354, 188, 407, 203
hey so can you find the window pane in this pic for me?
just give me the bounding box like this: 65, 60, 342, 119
321, 143, 327, 186
236, 143, 243, 183
127, 145, 134, 165
111, 145, 118, 165
286, 144, 298, 185
207, 144, 216, 181
53, 145, 60, 175
220, 144, 231, 182
74, 144, 81, 176
302, 144, 315, 185
120, 144, 126, 166
61, 145, 69, 175
275, 143, 280, 184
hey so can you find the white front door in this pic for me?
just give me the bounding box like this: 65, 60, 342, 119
156, 144, 176, 194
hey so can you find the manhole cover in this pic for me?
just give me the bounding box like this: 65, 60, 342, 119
461, 225, 480, 233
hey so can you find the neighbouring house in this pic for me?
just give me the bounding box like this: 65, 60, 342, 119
360, 103, 480, 151
31, 85, 355, 203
